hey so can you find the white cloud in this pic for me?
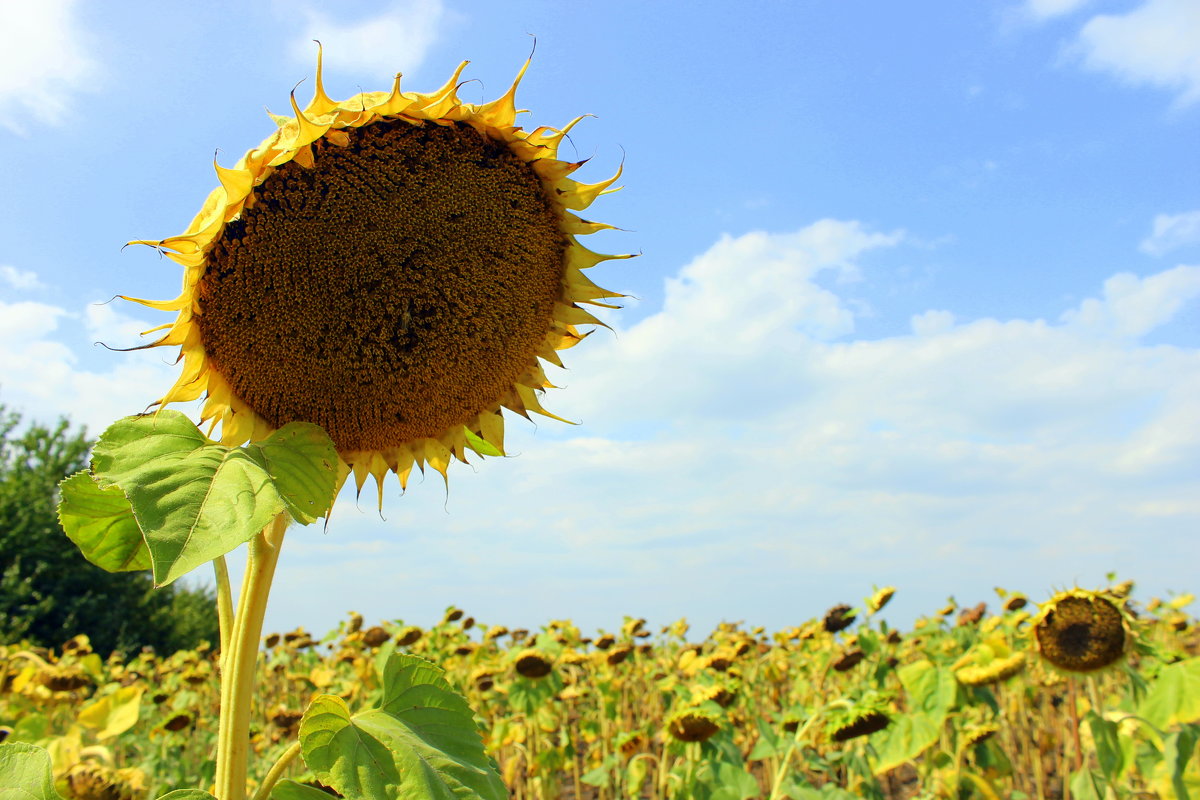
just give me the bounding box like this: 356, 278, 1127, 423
0, 0, 97, 134
290, 0, 446, 78
257, 221, 1199, 638
1141, 210, 1200, 256
1060, 266, 1200, 337
0, 298, 181, 435
1075, 0, 1200, 106
7, 223, 1196, 638
0, 266, 45, 290
1024, 0, 1093, 20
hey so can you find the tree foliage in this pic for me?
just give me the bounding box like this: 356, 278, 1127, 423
0, 406, 218, 655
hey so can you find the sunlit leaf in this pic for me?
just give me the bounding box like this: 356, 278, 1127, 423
0, 742, 64, 800
1139, 658, 1200, 729
870, 712, 943, 776
89, 412, 335, 585
57, 471, 150, 572
76, 686, 144, 740
300, 654, 505, 800
243, 422, 338, 525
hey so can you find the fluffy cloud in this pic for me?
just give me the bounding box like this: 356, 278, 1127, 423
0, 296, 182, 435
1140, 210, 1200, 256
269, 221, 1199, 637
290, 0, 446, 77
0, 266, 46, 290
0, 0, 97, 134
1075, 0, 1200, 106
4, 222, 1195, 636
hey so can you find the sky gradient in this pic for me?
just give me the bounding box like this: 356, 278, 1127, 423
1, 0, 1197, 640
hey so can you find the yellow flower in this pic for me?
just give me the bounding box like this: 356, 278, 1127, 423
125, 49, 626, 501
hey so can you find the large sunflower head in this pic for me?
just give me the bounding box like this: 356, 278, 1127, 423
126, 50, 627, 502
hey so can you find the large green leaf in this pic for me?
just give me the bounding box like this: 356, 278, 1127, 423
243, 423, 339, 525
0, 742, 64, 800
155, 792, 218, 800
897, 660, 956, 719
57, 471, 150, 572
300, 654, 506, 800
1139, 658, 1200, 730
89, 412, 336, 585
870, 712, 943, 775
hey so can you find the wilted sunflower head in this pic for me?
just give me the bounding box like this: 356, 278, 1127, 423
126, 50, 627, 503
1033, 589, 1131, 674
65, 762, 148, 800
513, 648, 554, 679
868, 586, 896, 613
666, 708, 721, 743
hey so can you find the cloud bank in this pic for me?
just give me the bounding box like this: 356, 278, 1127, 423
0, 0, 98, 134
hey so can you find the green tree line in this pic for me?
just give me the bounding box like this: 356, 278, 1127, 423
0, 405, 218, 656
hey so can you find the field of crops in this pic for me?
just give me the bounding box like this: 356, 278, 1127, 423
2, 584, 1198, 800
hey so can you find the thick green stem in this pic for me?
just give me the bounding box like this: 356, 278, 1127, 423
215, 514, 290, 800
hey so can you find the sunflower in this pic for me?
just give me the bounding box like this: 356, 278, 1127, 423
1033, 589, 1131, 673
125, 49, 626, 501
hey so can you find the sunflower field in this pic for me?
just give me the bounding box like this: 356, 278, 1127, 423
2, 583, 1197, 800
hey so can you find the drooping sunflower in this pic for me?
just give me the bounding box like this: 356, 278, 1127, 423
1032, 589, 1131, 673
125, 50, 626, 501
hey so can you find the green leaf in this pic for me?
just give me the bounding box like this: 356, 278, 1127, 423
1084, 710, 1125, 781
300, 654, 506, 800
897, 660, 956, 719
1068, 767, 1104, 800
270, 782, 337, 800
243, 423, 338, 525
690, 760, 760, 800
1164, 726, 1198, 800
57, 471, 150, 572
869, 712, 943, 775
3, 716, 48, 745
1139, 658, 1200, 729
155, 792, 218, 800
747, 718, 783, 760
90, 412, 335, 586
0, 742, 64, 800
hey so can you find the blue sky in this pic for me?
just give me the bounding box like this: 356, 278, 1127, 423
1, 0, 1197, 640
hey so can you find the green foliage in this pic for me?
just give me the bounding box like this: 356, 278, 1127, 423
0, 741, 63, 800
0, 406, 217, 656
299, 653, 507, 800
67, 413, 337, 586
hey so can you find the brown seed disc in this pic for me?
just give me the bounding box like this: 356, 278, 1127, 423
197, 120, 567, 451
831, 711, 890, 742
668, 712, 720, 743
1035, 594, 1127, 672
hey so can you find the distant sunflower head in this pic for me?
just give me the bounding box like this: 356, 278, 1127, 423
666, 709, 721, 743
1033, 589, 1131, 674
513, 648, 554, 679
868, 586, 896, 613
126, 49, 627, 502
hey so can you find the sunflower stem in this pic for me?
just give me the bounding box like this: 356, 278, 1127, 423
250, 740, 301, 800
214, 555, 233, 667
215, 513, 289, 800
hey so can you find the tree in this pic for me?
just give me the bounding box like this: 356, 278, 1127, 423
0, 405, 218, 655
